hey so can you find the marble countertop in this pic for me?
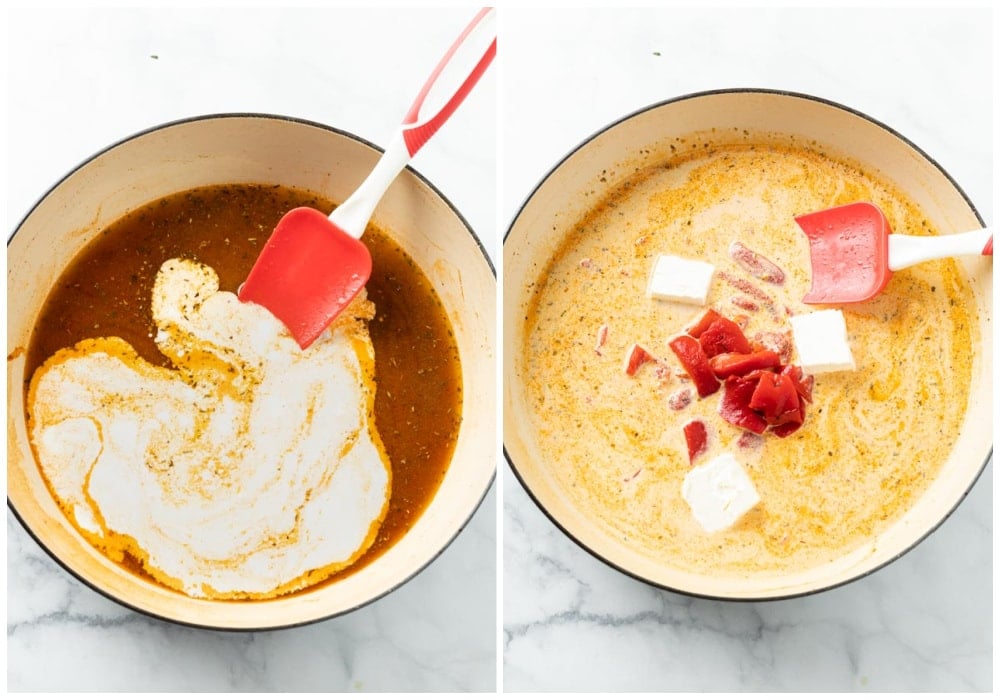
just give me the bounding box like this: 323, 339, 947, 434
6, 6, 496, 693
6, 4, 994, 695
501, 6, 992, 693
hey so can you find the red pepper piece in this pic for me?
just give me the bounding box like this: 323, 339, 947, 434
708, 350, 782, 378
668, 335, 720, 397
772, 421, 802, 438
751, 330, 793, 363
737, 431, 764, 450
623, 343, 657, 376
667, 387, 693, 410
771, 399, 807, 437
699, 317, 752, 357
731, 296, 760, 312
683, 420, 708, 463
780, 364, 814, 403
719, 271, 776, 307
719, 375, 768, 434
685, 308, 723, 338
799, 375, 814, 403
729, 241, 787, 284
749, 371, 802, 426
595, 323, 609, 355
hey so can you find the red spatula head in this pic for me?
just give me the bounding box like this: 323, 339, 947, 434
795, 202, 892, 304
238, 207, 372, 349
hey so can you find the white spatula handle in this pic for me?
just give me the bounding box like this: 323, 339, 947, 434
888, 228, 993, 271
329, 7, 496, 239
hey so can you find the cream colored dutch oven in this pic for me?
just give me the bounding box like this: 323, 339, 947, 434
503, 89, 992, 600
7, 114, 496, 629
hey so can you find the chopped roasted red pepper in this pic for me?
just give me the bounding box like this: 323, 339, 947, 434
737, 431, 764, 450
685, 308, 723, 338
749, 371, 802, 426
729, 240, 786, 284
719, 375, 768, 434
667, 387, 693, 410
698, 317, 752, 357
669, 307, 814, 442
623, 343, 656, 376
683, 420, 708, 464
771, 405, 806, 437
799, 376, 814, 403
668, 335, 720, 397
708, 350, 782, 378
751, 330, 793, 363
780, 364, 814, 403
719, 270, 776, 307
595, 323, 609, 354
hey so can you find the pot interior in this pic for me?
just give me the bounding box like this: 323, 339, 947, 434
503, 90, 991, 599
7, 115, 496, 628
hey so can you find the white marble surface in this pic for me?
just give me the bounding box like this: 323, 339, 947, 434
502, 6, 992, 693
6, 6, 496, 693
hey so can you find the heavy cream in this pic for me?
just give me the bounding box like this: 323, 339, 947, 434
28, 258, 392, 599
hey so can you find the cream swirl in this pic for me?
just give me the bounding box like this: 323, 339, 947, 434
28, 258, 391, 599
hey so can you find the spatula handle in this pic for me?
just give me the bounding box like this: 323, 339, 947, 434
328, 8, 495, 240
888, 228, 993, 271
401, 7, 497, 156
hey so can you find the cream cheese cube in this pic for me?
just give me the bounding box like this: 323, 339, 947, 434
646, 254, 715, 305
681, 453, 760, 533
789, 309, 855, 374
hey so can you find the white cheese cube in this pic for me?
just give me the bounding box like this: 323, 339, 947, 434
789, 309, 855, 374
681, 453, 760, 533
646, 254, 715, 305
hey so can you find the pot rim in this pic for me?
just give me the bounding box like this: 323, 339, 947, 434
502, 86, 992, 602
504, 87, 985, 241
7, 112, 497, 631
9, 111, 495, 278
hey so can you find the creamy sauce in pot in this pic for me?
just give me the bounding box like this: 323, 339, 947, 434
523, 143, 976, 576
30, 260, 390, 599
24, 183, 463, 600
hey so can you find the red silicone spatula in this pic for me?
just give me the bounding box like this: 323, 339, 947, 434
239, 7, 496, 349
795, 201, 992, 304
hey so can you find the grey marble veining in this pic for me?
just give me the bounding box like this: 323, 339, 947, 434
6, 3, 993, 694
6, 5, 496, 693
8, 484, 496, 693
504, 468, 990, 692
